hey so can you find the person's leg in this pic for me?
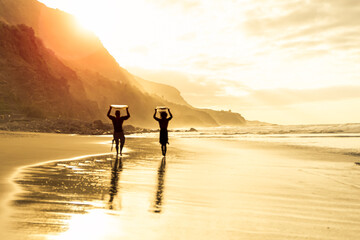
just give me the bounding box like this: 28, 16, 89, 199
115, 139, 119, 155
161, 144, 166, 156
120, 134, 125, 156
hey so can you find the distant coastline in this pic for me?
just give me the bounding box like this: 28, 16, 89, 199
0, 118, 152, 135
0, 118, 204, 135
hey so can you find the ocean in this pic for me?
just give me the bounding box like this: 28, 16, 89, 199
134, 123, 360, 156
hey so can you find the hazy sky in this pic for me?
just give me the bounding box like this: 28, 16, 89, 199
39, 0, 360, 124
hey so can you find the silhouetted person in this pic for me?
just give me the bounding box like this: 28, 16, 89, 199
107, 106, 130, 156
153, 108, 173, 156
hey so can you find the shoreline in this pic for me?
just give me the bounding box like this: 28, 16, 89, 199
0, 131, 115, 238
2, 130, 359, 205
4, 152, 115, 237
2, 131, 360, 239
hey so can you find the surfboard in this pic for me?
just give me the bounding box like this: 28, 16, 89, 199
156, 106, 168, 112
111, 105, 128, 109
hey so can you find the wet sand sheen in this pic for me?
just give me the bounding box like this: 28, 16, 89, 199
9, 137, 360, 240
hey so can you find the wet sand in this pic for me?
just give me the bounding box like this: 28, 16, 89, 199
2, 132, 360, 239
0, 131, 112, 239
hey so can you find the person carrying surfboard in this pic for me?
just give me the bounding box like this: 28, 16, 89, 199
107, 106, 130, 156
153, 107, 173, 156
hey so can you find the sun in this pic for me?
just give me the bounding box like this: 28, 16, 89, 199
50, 1, 158, 40
38, 0, 110, 34
71, 3, 112, 34
75, 14, 97, 32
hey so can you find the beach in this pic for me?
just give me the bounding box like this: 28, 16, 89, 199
0, 131, 112, 239
1, 131, 360, 239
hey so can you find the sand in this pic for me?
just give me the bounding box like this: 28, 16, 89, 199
1, 131, 360, 239
0, 131, 112, 238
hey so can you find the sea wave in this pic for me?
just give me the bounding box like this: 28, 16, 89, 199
194, 123, 360, 135
130, 123, 360, 158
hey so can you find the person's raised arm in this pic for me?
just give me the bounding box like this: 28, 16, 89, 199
122, 107, 130, 120
153, 109, 160, 121
167, 109, 173, 121
107, 106, 112, 119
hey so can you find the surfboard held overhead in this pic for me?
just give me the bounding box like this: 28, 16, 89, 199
156, 106, 168, 112
111, 104, 129, 109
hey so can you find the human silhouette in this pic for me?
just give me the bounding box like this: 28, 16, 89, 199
107, 106, 130, 156
153, 108, 173, 156
153, 157, 166, 213
109, 156, 123, 210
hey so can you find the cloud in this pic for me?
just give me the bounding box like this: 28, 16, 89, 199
242, 0, 360, 55
129, 46, 149, 54
203, 85, 360, 112
246, 86, 360, 105
124, 0, 360, 124
187, 56, 252, 71
147, 0, 201, 11
129, 65, 360, 108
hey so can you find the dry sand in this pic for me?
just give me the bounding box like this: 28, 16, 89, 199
1, 131, 360, 240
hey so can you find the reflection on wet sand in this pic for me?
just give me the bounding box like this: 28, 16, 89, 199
10, 137, 360, 240
10, 154, 114, 239
152, 157, 167, 213
108, 156, 123, 210
9, 140, 179, 239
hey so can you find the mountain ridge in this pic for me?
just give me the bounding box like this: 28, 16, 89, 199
0, 0, 247, 128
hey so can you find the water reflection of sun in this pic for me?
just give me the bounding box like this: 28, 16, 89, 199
51, 209, 124, 240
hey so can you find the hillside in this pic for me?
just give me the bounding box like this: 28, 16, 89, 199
0, 22, 97, 119
0, 0, 247, 128
134, 76, 191, 107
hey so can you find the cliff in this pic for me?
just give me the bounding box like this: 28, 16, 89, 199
0, 0, 247, 128
0, 22, 97, 119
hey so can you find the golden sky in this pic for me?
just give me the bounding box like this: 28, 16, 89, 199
38, 0, 360, 124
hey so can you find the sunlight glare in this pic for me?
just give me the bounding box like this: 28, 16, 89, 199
50, 209, 124, 240
72, 1, 118, 34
